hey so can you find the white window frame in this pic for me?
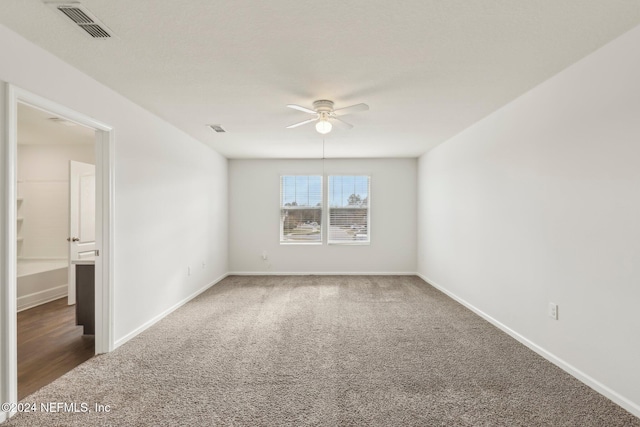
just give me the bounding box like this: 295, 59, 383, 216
279, 175, 323, 245
327, 175, 371, 245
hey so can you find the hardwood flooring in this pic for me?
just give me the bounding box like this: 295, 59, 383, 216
17, 297, 94, 400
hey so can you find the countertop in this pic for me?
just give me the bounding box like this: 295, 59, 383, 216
71, 257, 95, 265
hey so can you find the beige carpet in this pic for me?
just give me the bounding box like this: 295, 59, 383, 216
3, 275, 639, 426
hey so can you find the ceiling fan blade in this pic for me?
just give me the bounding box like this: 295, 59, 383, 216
332, 116, 354, 130
287, 104, 317, 114
286, 117, 317, 129
333, 103, 369, 116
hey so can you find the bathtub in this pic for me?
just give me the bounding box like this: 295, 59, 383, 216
17, 259, 68, 312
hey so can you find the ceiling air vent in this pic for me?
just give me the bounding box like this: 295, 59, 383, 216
48, 117, 77, 127
47, 2, 113, 39
208, 125, 227, 133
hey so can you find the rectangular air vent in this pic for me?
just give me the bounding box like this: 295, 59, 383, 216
46, 2, 113, 39
48, 117, 77, 127
208, 125, 227, 133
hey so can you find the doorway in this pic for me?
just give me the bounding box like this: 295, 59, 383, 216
1, 85, 113, 414
16, 103, 96, 399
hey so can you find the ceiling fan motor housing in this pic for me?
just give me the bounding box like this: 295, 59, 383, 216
312, 99, 335, 113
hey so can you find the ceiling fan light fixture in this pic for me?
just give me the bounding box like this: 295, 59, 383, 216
286, 99, 367, 133
315, 119, 332, 134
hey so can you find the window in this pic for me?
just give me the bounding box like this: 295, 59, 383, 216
280, 175, 322, 244
328, 175, 370, 244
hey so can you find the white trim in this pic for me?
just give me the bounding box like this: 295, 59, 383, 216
1, 83, 19, 420
228, 271, 417, 276
16, 93, 112, 131
17, 285, 67, 312
94, 126, 114, 354
1, 85, 115, 421
416, 273, 640, 419
113, 273, 229, 349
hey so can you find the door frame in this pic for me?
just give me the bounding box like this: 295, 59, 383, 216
1, 84, 114, 416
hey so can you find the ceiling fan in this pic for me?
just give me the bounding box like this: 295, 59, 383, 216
286, 99, 369, 134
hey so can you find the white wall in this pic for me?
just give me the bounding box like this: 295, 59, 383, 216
229, 158, 416, 274
17, 144, 95, 259
417, 25, 640, 416
0, 23, 228, 354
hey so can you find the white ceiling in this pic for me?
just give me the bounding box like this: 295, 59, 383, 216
18, 103, 95, 146
1, 1, 639, 159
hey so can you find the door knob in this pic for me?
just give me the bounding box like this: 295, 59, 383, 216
67, 237, 80, 242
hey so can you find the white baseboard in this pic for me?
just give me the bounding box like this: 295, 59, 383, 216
416, 273, 640, 419
227, 271, 417, 276
113, 273, 228, 349
17, 285, 67, 312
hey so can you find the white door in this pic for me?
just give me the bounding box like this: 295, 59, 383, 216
68, 160, 96, 305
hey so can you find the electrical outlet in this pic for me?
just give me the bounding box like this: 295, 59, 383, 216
548, 303, 558, 320
202, 262, 206, 269
262, 250, 268, 261
187, 266, 191, 276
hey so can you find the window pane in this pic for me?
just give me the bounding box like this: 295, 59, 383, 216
328, 175, 370, 244
280, 175, 322, 243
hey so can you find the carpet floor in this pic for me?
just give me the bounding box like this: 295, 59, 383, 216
3, 275, 639, 426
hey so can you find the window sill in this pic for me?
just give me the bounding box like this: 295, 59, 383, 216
279, 241, 323, 246
328, 241, 370, 246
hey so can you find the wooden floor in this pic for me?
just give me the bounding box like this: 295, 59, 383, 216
17, 298, 94, 400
